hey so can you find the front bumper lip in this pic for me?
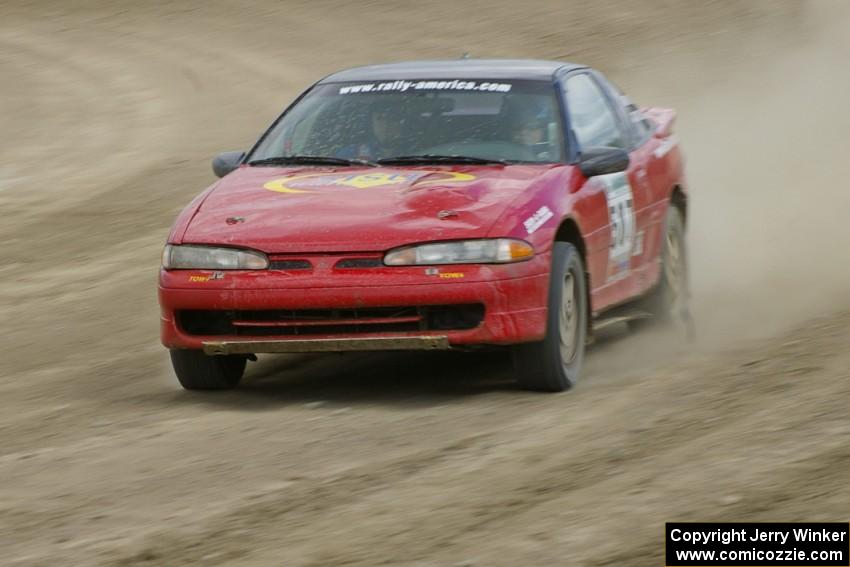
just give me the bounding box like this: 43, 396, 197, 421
203, 336, 450, 355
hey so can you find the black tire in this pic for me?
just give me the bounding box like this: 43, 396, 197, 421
630, 205, 688, 328
512, 242, 587, 392
169, 349, 246, 390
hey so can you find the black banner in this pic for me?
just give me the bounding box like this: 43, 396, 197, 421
666, 523, 849, 566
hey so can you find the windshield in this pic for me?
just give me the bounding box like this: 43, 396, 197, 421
249, 79, 566, 164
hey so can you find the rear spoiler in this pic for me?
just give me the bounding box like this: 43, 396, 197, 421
641, 107, 676, 138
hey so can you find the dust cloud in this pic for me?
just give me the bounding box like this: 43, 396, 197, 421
671, 2, 850, 342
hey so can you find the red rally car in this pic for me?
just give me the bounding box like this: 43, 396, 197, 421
159, 59, 689, 392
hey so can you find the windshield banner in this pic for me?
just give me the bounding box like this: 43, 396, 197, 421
339, 80, 513, 95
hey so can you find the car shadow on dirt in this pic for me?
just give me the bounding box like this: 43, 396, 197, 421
172, 322, 664, 410
177, 349, 520, 411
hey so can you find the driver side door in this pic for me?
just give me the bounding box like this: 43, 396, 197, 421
563, 72, 652, 312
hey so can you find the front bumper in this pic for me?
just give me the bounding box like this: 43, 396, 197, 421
158, 254, 550, 351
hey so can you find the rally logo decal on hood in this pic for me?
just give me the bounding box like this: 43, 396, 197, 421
264, 171, 476, 194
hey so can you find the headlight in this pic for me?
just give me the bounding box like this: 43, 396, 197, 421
162, 244, 269, 270
384, 239, 534, 266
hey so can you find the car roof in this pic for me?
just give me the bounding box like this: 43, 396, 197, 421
319, 59, 586, 83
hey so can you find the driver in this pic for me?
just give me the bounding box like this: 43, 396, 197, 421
501, 99, 557, 161
337, 104, 405, 160
514, 118, 546, 148
511, 108, 547, 150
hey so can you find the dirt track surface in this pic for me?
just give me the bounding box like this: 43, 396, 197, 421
2, 1, 850, 565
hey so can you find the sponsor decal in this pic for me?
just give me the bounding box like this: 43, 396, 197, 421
653, 135, 678, 158
424, 268, 465, 279
523, 205, 554, 235
339, 80, 513, 95
632, 230, 644, 256
264, 171, 475, 194
188, 271, 224, 283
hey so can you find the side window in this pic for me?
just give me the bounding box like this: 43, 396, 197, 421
593, 71, 654, 148
564, 73, 627, 150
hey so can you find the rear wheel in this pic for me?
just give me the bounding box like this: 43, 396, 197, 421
170, 349, 246, 390
512, 242, 587, 392
630, 205, 688, 329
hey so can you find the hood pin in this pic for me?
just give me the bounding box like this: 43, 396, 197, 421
437, 210, 458, 220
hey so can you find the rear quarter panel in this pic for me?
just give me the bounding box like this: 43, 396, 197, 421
642, 134, 688, 287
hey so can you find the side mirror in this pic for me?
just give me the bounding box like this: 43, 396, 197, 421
577, 146, 630, 177
212, 151, 245, 178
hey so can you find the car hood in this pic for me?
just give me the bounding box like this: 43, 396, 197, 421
181, 164, 559, 253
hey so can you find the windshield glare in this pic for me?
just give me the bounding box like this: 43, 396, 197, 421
250, 79, 565, 164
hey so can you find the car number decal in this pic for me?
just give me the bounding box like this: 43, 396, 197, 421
600, 172, 636, 280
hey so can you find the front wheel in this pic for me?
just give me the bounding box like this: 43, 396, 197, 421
512, 242, 587, 392
170, 349, 246, 390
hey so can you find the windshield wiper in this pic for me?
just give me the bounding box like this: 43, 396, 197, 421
376, 154, 512, 165
248, 155, 377, 167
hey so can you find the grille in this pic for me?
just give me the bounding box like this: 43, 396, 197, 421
268, 259, 312, 270
178, 305, 484, 337
334, 257, 383, 269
